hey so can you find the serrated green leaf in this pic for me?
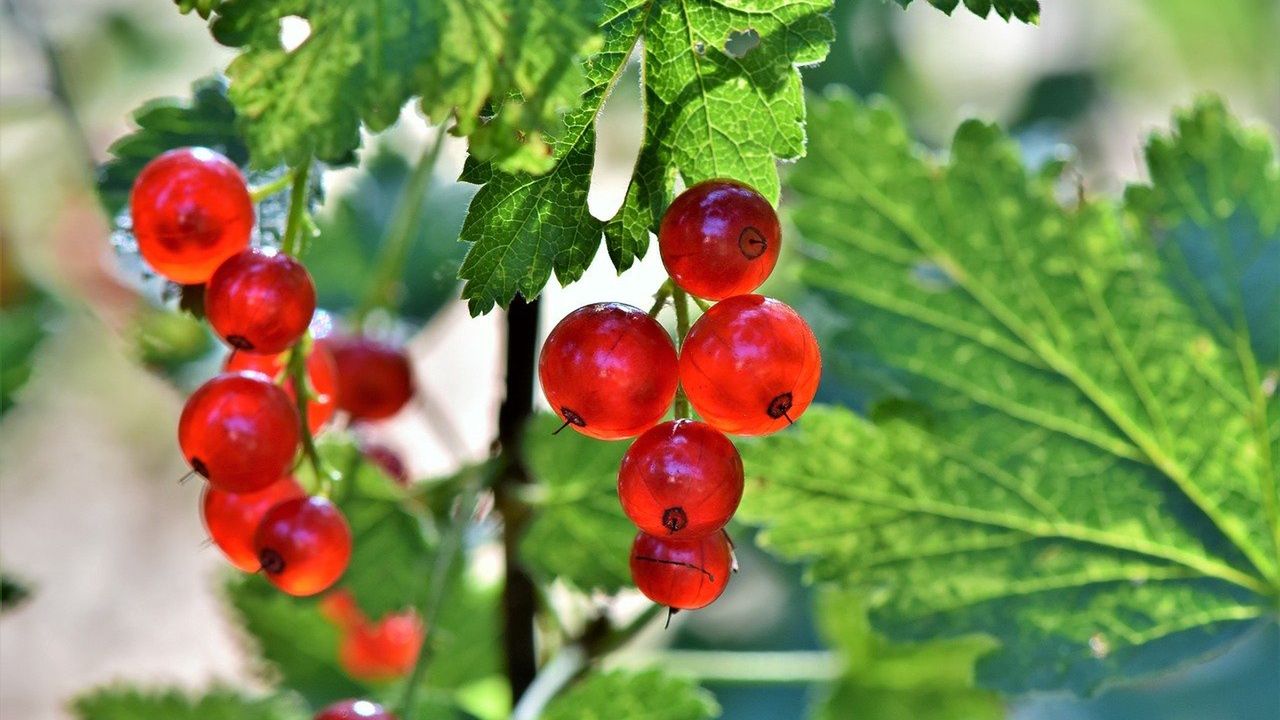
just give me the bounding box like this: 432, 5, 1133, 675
893, 0, 1039, 22
226, 576, 368, 706
542, 670, 719, 720
814, 589, 1001, 720
73, 686, 306, 720
460, 0, 834, 314
201, 0, 601, 170
740, 93, 1279, 694
1125, 97, 1280, 367
96, 76, 247, 215
521, 413, 635, 593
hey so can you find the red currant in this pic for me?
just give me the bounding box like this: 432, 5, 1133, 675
322, 337, 415, 421
339, 609, 425, 681
225, 344, 337, 433
630, 530, 733, 610
130, 147, 254, 284
202, 476, 305, 572
319, 588, 365, 630
658, 180, 781, 300
539, 303, 679, 440
254, 496, 352, 596
360, 443, 410, 486
618, 420, 743, 539
205, 248, 317, 354
315, 700, 397, 720
179, 372, 301, 493
679, 295, 820, 435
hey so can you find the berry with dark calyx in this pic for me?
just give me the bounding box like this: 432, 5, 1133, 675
630, 530, 733, 610
225, 343, 338, 433
205, 247, 317, 354
202, 476, 305, 572
322, 337, 415, 421
254, 496, 352, 596
618, 420, 743, 539
659, 179, 781, 300
179, 371, 301, 493
339, 608, 426, 681
315, 700, 397, 720
679, 294, 820, 436
130, 147, 254, 284
539, 303, 679, 440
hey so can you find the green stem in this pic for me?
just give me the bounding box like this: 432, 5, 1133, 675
285, 335, 329, 494
248, 173, 292, 203
692, 296, 712, 312
648, 280, 673, 318
280, 163, 312, 257
355, 128, 448, 326
672, 286, 692, 419
397, 467, 489, 718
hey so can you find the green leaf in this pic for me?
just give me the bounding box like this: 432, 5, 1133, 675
225, 576, 368, 707
308, 145, 471, 323
1125, 97, 1280, 367
96, 76, 247, 215
521, 413, 635, 594
741, 93, 1279, 694
459, 0, 834, 314
893, 0, 1040, 22
73, 686, 306, 720
0, 570, 32, 612
542, 670, 719, 720
0, 283, 57, 417
201, 0, 602, 170
814, 589, 1001, 720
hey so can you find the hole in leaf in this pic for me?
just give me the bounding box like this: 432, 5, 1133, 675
279, 15, 311, 52
694, 40, 706, 55
724, 29, 760, 58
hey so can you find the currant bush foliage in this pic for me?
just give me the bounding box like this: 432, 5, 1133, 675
741, 94, 1279, 693
895, 0, 1039, 22
541, 670, 719, 720
74, 687, 306, 720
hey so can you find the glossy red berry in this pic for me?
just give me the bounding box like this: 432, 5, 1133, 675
202, 476, 305, 572
254, 496, 352, 596
225, 344, 337, 433
130, 147, 254, 284
539, 303, 679, 440
205, 248, 317, 354
315, 700, 397, 720
618, 420, 743, 539
659, 179, 781, 300
319, 589, 364, 630
679, 295, 820, 436
322, 337, 415, 421
179, 372, 301, 493
339, 609, 426, 681
630, 530, 733, 610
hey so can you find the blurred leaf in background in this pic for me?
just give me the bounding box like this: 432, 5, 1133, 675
542, 669, 719, 720
73, 687, 306, 720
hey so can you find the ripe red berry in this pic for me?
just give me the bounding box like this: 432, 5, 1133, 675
339, 609, 426, 681
179, 372, 301, 493
322, 337, 415, 421
205, 248, 317, 354
679, 295, 820, 436
225, 344, 338, 433
254, 496, 352, 596
315, 700, 397, 720
658, 179, 781, 300
130, 147, 253, 284
630, 530, 733, 610
539, 303, 679, 440
618, 420, 743, 539
319, 589, 365, 631
202, 476, 305, 572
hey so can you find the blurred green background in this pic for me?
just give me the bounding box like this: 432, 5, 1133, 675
1, 0, 1277, 718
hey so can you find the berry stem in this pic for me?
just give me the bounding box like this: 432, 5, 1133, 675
647, 279, 673, 318
672, 286, 692, 419
692, 296, 712, 313
355, 126, 448, 326
280, 162, 312, 258
248, 173, 292, 203
285, 334, 331, 494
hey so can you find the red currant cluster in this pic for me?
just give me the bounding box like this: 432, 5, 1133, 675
540, 179, 821, 614
130, 148, 416, 599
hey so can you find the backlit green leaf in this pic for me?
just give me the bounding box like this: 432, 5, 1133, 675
542, 670, 719, 720
73, 686, 306, 720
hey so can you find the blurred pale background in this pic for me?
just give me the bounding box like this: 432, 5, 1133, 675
1, 0, 1277, 718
